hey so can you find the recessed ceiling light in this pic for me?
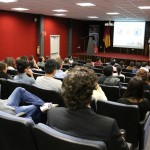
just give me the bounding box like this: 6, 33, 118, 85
88, 16, 99, 19
0, 0, 17, 2
11, 8, 29, 11
106, 12, 119, 15
76, 3, 96, 7
52, 9, 68, 12
138, 6, 150, 9
53, 14, 66, 16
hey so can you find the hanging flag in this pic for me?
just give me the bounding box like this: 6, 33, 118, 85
103, 27, 110, 48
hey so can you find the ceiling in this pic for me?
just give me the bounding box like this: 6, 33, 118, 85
1, 0, 150, 21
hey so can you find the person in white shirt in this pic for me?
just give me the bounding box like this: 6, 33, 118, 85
34, 59, 62, 93
113, 65, 125, 82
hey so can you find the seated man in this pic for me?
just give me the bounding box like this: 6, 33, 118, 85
34, 59, 62, 93
47, 66, 129, 150
0, 87, 57, 120
98, 65, 120, 86
14, 59, 35, 85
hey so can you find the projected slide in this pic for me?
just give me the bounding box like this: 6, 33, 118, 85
113, 22, 145, 49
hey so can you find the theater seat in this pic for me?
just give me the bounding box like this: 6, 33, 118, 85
0, 110, 36, 150
32, 123, 107, 150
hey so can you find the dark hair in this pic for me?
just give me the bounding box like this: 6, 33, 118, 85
38, 56, 44, 62
0, 61, 7, 73
135, 62, 141, 69
64, 58, 69, 63
16, 59, 29, 73
20, 56, 28, 61
29, 55, 34, 61
123, 76, 144, 101
129, 61, 134, 67
141, 62, 148, 67
4, 57, 15, 67
103, 65, 113, 76
117, 65, 122, 75
62, 66, 97, 110
56, 60, 62, 70
45, 59, 57, 74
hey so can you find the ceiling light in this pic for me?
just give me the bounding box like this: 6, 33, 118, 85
76, 3, 96, 7
138, 6, 150, 9
0, 0, 17, 2
53, 14, 66, 16
88, 16, 99, 19
52, 9, 68, 12
106, 12, 119, 15
11, 8, 29, 11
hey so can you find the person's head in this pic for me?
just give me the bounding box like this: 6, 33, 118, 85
123, 76, 144, 100
95, 56, 101, 62
45, 55, 50, 61
4, 57, 15, 68
29, 55, 34, 61
136, 69, 148, 82
45, 59, 57, 74
16, 59, 30, 73
129, 61, 134, 67
135, 62, 141, 69
116, 65, 122, 75
56, 60, 62, 70
64, 58, 69, 64
38, 56, 44, 62
62, 66, 97, 110
20, 56, 28, 61
119, 61, 124, 68
110, 60, 115, 66
0, 61, 7, 73
103, 65, 113, 76
141, 62, 148, 67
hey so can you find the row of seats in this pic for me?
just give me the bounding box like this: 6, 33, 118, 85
0, 78, 64, 106
0, 110, 107, 150
91, 100, 150, 150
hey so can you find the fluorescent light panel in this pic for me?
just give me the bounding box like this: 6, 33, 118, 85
106, 12, 119, 15
52, 9, 68, 12
0, 0, 17, 2
88, 16, 99, 18
11, 8, 29, 11
53, 14, 66, 16
138, 6, 150, 9
76, 3, 96, 6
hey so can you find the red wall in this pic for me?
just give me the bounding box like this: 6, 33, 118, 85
0, 11, 38, 60
44, 16, 68, 59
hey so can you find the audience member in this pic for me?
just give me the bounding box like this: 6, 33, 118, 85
37, 56, 45, 68
110, 59, 117, 72
118, 76, 150, 121
132, 62, 141, 75
4, 57, 16, 70
83, 59, 94, 68
0, 87, 57, 122
20, 55, 28, 61
29, 55, 39, 69
140, 62, 149, 72
98, 65, 120, 86
113, 65, 125, 82
126, 61, 134, 70
93, 56, 102, 66
0, 61, 13, 79
119, 60, 125, 69
54, 59, 66, 79
34, 59, 62, 93
136, 69, 150, 91
47, 66, 129, 150
14, 59, 35, 84
63, 58, 70, 66
68, 56, 74, 64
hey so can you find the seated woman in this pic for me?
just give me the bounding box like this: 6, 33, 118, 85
0, 61, 13, 79
14, 59, 35, 85
113, 65, 125, 82
118, 76, 150, 121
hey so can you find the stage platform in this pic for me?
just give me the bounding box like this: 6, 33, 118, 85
73, 52, 149, 63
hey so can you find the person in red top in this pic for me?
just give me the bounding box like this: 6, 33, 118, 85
94, 56, 102, 66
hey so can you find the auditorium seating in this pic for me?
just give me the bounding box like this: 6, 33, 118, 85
32, 123, 107, 150
96, 100, 150, 150
0, 110, 36, 150
0, 110, 107, 150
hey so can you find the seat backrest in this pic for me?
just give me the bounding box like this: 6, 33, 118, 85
100, 84, 120, 101
30, 85, 65, 106
0, 110, 36, 150
32, 123, 107, 150
96, 100, 139, 144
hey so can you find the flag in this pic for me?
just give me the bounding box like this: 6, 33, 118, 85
103, 27, 110, 48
